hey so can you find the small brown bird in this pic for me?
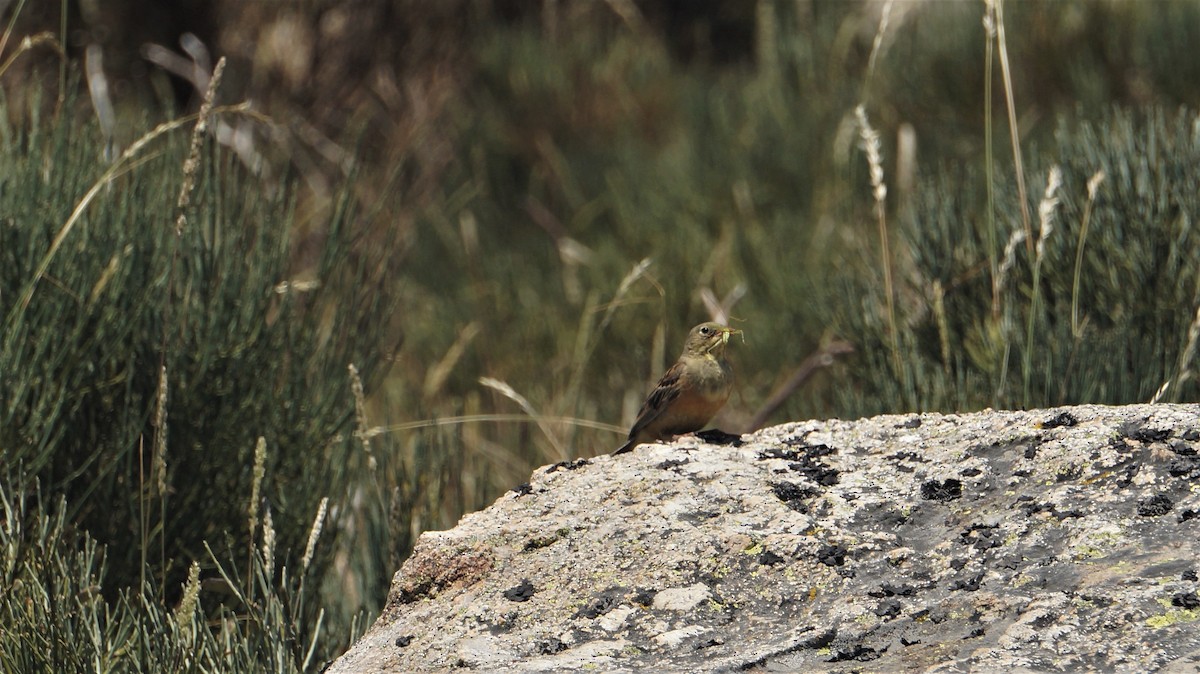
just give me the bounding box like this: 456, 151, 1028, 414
614, 322, 742, 455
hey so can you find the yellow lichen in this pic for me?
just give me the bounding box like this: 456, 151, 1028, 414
1146, 609, 1200, 628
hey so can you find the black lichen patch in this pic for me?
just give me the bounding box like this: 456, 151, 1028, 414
546, 458, 590, 473
1183, 569, 1198, 581
950, 572, 984, 592
1080, 593, 1114, 608
504, 579, 536, 602
874, 599, 902, 619
921, 478, 963, 502
972, 435, 1041, 462
959, 524, 1002, 552
677, 510, 720, 526
1023, 501, 1085, 520
759, 550, 786, 566
1168, 458, 1200, 480
848, 501, 909, 533
1055, 465, 1083, 483
960, 467, 982, 477
760, 447, 803, 461
1030, 612, 1059, 629
511, 482, 534, 497
1186, 429, 1200, 441
656, 457, 692, 470
523, 529, 568, 551
891, 450, 928, 466
777, 435, 839, 457
828, 644, 883, 662
772, 481, 821, 512
793, 461, 839, 486
1170, 441, 1198, 457
632, 588, 658, 607
1007, 435, 1046, 461
1120, 419, 1171, 445
806, 443, 838, 458
1132, 428, 1172, 444
536, 637, 567, 655
1115, 460, 1142, 488
762, 442, 837, 459
896, 416, 922, 429
868, 583, 916, 598
1109, 437, 1136, 454
575, 588, 625, 618
696, 429, 744, 446
761, 447, 840, 486
1022, 498, 1051, 513
394, 635, 414, 648
800, 628, 835, 650
816, 544, 848, 567
1172, 592, 1200, 609
1041, 411, 1079, 429
1180, 509, 1200, 523
1137, 494, 1174, 517
487, 610, 519, 634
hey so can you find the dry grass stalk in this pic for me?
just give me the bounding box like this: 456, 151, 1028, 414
1072, 170, 1106, 336
8, 100, 258, 322
175, 561, 202, 628
248, 437, 267, 536
855, 105, 900, 374
302, 497, 329, 573
153, 366, 169, 496
247, 436, 267, 596
988, 0, 1032, 252
932, 280, 952, 375
1156, 304, 1200, 403
1035, 166, 1062, 262
261, 508, 276, 579
479, 377, 567, 460
994, 227, 1027, 308
175, 57, 226, 235
349, 364, 376, 471
1022, 165, 1062, 403
866, 0, 895, 87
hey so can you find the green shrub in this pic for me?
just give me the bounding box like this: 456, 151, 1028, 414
822, 108, 1200, 414
0, 477, 353, 673
0, 90, 400, 661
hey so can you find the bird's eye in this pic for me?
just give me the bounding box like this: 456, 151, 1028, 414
700, 326, 712, 335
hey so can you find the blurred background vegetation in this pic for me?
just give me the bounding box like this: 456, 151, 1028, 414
4, 0, 1200, 670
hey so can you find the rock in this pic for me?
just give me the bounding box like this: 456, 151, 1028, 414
327, 404, 1200, 673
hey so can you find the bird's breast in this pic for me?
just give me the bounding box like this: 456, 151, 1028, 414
687, 355, 733, 399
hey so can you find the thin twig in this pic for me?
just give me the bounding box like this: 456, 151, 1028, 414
992, 0, 1033, 252
746, 341, 855, 432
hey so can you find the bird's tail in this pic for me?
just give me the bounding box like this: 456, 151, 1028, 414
612, 439, 636, 455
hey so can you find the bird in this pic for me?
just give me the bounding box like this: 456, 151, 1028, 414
614, 322, 742, 455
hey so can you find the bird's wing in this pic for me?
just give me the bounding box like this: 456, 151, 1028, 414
628, 360, 685, 437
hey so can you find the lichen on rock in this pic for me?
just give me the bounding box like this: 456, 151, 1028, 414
329, 404, 1200, 673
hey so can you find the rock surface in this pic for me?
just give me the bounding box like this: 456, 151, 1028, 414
328, 404, 1200, 673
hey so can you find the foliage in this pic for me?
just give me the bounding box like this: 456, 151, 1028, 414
6, 1, 1200, 671
0, 88, 399, 665
0, 478, 352, 673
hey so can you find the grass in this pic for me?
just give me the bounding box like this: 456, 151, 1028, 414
5, 1, 1200, 671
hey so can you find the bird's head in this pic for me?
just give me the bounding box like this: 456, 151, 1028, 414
683, 322, 743, 358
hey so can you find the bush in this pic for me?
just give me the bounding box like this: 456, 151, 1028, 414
0, 87, 400, 664
822, 108, 1200, 414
